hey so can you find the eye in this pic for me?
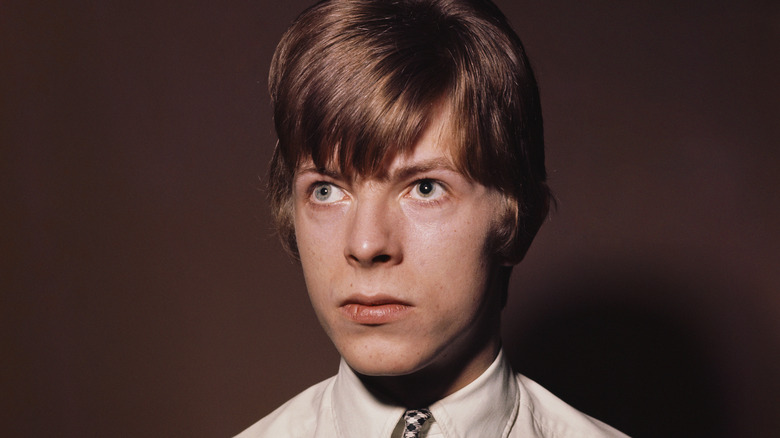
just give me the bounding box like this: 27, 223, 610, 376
310, 182, 346, 204
409, 179, 445, 200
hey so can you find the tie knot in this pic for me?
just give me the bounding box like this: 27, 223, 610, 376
403, 409, 432, 438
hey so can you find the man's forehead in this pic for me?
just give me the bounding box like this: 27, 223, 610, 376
294, 105, 463, 180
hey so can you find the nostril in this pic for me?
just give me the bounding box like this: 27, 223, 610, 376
372, 254, 391, 263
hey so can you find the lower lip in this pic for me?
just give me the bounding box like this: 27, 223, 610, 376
340, 303, 411, 325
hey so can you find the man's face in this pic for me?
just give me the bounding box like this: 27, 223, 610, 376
292, 108, 506, 380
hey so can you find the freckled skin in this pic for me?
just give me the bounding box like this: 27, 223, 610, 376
292, 108, 507, 406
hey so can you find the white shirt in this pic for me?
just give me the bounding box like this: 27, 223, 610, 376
235, 350, 628, 437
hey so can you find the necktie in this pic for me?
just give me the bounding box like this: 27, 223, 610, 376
402, 409, 432, 438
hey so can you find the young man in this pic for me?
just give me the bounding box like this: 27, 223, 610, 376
238, 0, 627, 436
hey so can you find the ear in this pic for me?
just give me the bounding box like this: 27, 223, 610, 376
489, 195, 521, 266
496, 191, 550, 266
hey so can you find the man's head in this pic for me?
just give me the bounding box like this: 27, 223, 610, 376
267, 0, 550, 402
269, 0, 550, 265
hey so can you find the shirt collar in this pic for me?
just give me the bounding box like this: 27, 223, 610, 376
428, 349, 519, 437
331, 350, 519, 438
332, 359, 405, 437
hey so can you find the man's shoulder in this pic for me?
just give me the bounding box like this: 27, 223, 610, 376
233, 376, 336, 438
513, 373, 629, 438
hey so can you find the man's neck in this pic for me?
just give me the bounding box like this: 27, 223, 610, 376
356, 333, 501, 408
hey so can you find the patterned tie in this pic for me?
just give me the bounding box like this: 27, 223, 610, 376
402, 409, 432, 438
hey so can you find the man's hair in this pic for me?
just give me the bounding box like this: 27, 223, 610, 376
268, 0, 550, 263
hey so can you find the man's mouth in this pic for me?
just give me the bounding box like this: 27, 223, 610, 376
339, 295, 411, 325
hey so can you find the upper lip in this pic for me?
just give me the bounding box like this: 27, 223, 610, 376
339, 294, 411, 307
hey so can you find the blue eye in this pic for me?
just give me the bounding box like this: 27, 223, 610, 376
314, 184, 331, 201
311, 182, 345, 203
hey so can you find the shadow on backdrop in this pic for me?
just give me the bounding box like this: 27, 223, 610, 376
505, 271, 732, 438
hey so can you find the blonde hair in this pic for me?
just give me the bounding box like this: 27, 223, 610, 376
268, 0, 550, 263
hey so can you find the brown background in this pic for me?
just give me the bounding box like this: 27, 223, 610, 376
2, 0, 778, 436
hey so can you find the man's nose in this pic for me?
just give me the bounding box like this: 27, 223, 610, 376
344, 197, 403, 268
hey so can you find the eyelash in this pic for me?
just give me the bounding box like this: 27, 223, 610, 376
307, 181, 347, 205
303, 178, 449, 207
406, 178, 448, 205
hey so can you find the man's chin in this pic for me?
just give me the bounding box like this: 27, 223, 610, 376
343, 354, 427, 378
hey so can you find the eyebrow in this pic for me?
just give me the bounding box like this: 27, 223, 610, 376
295, 158, 460, 183
296, 165, 341, 180
389, 158, 459, 182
